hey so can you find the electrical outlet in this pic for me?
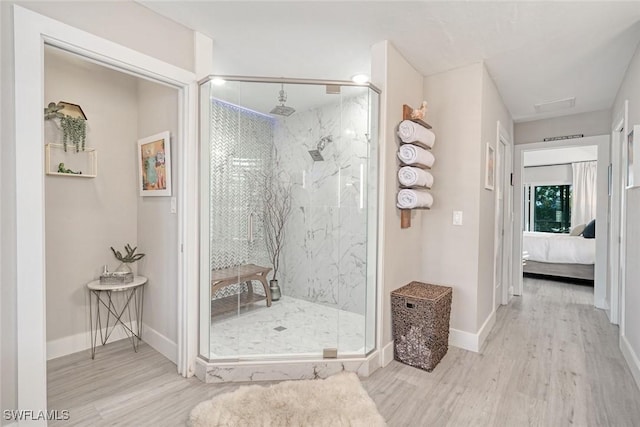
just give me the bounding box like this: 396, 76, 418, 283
453, 211, 463, 225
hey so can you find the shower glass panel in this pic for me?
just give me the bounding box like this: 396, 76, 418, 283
199, 77, 379, 361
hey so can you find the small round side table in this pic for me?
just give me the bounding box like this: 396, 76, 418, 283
87, 276, 147, 359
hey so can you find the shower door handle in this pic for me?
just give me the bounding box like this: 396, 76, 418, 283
359, 163, 365, 209
248, 213, 254, 243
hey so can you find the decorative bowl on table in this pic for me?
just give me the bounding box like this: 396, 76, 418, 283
99, 271, 134, 284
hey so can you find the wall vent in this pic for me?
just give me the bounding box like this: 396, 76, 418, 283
534, 97, 575, 114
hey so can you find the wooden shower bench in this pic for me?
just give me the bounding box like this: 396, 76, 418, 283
210, 264, 272, 315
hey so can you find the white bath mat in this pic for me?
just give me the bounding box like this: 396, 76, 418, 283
188, 372, 386, 427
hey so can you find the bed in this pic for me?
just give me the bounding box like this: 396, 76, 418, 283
522, 231, 595, 281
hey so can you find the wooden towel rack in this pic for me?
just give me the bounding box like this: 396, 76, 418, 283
399, 104, 433, 229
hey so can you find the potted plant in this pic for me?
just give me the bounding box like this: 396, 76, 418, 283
262, 171, 292, 301
110, 244, 145, 274
60, 115, 87, 152
44, 101, 87, 152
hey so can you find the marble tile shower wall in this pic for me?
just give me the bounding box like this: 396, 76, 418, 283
273, 94, 370, 315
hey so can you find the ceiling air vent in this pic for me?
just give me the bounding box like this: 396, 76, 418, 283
534, 97, 575, 114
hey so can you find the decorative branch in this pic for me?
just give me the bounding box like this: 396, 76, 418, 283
262, 171, 292, 282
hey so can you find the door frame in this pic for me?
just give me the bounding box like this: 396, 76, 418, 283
512, 135, 610, 304
609, 101, 628, 325
493, 121, 513, 307
13, 6, 199, 417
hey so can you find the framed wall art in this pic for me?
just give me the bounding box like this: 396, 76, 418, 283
137, 131, 172, 196
485, 143, 495, 191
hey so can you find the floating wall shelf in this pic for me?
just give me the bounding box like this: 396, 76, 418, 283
45, 143, 97, 178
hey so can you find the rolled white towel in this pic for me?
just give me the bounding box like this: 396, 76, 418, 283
397, 120, 435, 148
398, 166, 434, 188
397, 189, 433, 209
397, 144, 435, 168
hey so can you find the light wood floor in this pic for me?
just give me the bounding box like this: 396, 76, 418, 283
48, 277, 640, 426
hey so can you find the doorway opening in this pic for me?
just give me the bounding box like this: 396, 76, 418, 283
43, 45, 180, 366
512, 136, 610, 307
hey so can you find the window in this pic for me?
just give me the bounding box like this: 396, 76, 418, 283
524, 184, 572, 233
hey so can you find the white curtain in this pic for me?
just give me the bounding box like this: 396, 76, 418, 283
571, 161, 597, 227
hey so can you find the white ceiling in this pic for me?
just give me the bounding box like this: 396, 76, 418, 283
140, 1, 640, 122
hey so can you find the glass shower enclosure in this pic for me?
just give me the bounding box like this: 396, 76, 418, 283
199, 77, 379, 362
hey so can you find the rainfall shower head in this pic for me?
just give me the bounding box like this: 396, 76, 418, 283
271, 105, 296, 116
308, 135, 333, 161
270, 84, 296, 116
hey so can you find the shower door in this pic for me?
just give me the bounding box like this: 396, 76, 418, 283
200, 78, 379, 362
204, 88, 274, 360
335, 85, 378, 356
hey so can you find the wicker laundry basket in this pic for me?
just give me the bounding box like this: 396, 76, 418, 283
391, 281, 452, 372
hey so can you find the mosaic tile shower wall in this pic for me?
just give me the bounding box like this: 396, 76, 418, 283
209, 100, 273, 298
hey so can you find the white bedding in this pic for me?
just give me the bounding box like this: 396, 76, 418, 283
523, 232, 596, 264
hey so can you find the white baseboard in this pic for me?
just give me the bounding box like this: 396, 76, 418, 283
142, 323, 177, 364
620, 334, 640, 390
47, 322, 136, 360
380, 341, 394, 367
367, 349, 381, 374
449, 328, 478, 352
47, 321, 176, 364
477, 310, 497, 351
449, 310, 496, 353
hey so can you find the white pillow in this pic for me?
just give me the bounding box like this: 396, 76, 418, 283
570, 223, 586, 236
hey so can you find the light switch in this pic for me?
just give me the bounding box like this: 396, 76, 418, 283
171, 197, 177, 214
453, 211, 463, 225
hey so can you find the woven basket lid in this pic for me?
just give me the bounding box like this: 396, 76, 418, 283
392, 281, 452, 301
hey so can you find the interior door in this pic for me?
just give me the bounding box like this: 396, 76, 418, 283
494, 141, 505, 309
501, 141, 513, 304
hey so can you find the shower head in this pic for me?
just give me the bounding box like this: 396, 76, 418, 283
270, 105, 296, 116
308, 135, 333, 161
270, 84, 296, 116
308, 149, 324, 161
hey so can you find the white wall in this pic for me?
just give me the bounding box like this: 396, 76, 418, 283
44, 49, 140, 357
136, 80, 180, 362
477, 65, 514, 328
420, 62, 513, 349
524, 164, 572, 185
612, 39, 640, 388
371, 41, 425, 350
515, 109, 611, 145
421, 63, 482, 335
14, 1, 194, 72
1, 2, 194, 418
524, 145, 598, 167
